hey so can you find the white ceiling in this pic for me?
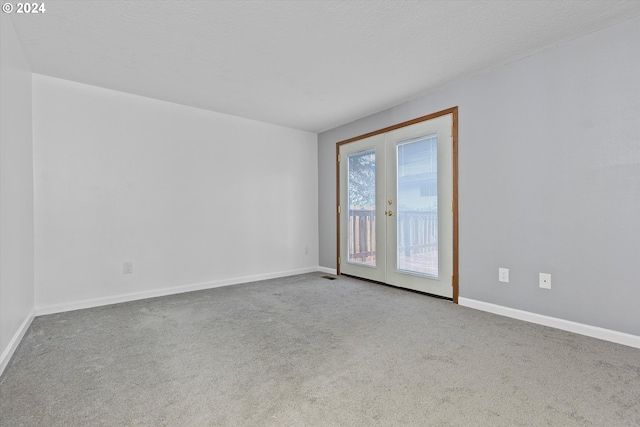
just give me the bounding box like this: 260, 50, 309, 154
8, 1, 640, 133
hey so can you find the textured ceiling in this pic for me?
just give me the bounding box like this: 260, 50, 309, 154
8, 1, 640, 132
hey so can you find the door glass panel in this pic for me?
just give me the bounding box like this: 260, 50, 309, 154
348, 150, 376, 266
396, 136, 438, 277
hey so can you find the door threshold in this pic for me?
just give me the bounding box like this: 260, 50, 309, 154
340, 273, 453, 302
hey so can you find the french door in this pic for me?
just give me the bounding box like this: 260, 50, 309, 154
338, 110, 457, 300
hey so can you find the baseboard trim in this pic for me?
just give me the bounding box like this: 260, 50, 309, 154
317, 266, 337, 275
458, 297, 640, 349
0, 310, 35, 377
35, 267, 321, 316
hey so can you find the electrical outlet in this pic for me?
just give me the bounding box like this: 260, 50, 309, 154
539, 273, 551, 289
499, 268, 509, 283
123, 262, 133, 274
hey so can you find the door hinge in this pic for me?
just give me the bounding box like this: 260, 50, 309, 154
337, 205, 341, 214
337, 154, 341, 162
338, 257, 341, 265
451, 126, 454, 137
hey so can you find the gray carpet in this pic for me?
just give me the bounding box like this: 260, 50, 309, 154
1, 273, 639, 426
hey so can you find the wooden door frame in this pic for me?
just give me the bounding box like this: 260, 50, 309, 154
336, 106, 459, 303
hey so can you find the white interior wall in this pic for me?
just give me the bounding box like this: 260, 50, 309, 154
33, 75, 318, 311
318, 16, 640, 337
0, 14, 35, 371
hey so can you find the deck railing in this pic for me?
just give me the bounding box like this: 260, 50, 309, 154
398, 210, 438, 257
348, 209, 376, 264
348, 209, 438, 262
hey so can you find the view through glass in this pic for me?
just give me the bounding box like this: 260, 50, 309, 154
348, 150, 376, 266
396, 135, 438, 277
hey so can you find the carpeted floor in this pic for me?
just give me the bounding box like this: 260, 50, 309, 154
1, 273, 639, 426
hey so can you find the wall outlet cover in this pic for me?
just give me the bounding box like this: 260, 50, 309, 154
539, 273, 551, 289
123, 262, 133, 274
499, 268, 509, 283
